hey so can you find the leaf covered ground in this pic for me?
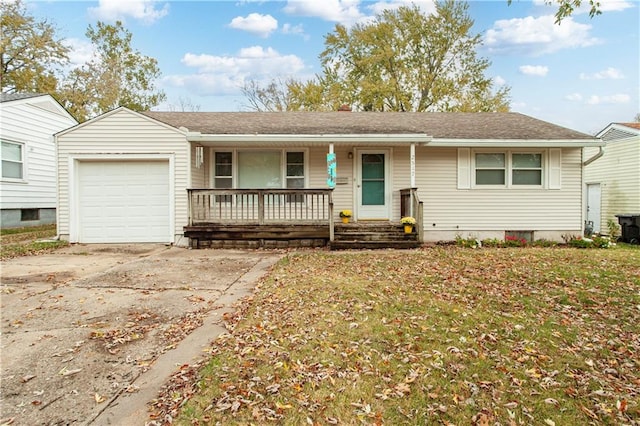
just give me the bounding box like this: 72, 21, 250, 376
151, 246, 640, 425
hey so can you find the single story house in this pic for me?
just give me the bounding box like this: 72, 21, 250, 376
55, 107, 602, 248
584, 122, 639, 234
1, 93, 78, 228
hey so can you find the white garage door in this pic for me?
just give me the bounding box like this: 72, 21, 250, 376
77, 160, 170, 243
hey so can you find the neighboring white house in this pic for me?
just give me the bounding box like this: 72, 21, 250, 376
55, 107, 602, 247
584, 122, 640, 234
1, 93, 78, 228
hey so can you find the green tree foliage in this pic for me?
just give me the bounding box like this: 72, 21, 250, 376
244, 1, 509, 113
319, 1, 510, 112
0, 0, 69, 93
59, 21, 165, 121
509, 0, 601, 24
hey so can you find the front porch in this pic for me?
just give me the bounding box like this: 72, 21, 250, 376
184, 188, 423, 249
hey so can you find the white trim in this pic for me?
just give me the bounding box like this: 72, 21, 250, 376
470, 149, 548, 189
0, 139, 27, 183
355, 148, 392, 220
457, 148, 471, 189
68, 153, 175, 243
431, 138, 603, 148
596, 123, 640, 138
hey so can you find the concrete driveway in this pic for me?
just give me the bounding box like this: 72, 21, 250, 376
0, 244, 283, 425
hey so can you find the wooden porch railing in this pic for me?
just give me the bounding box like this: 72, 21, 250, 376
187, 188, 334, 227
400, 188, 424, 242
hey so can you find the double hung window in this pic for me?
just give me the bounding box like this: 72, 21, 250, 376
474, 151, 543, 187
1, 141, 24, 180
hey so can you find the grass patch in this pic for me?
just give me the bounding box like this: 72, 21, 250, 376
0, 224, 67, 259
153, 246, 640, 425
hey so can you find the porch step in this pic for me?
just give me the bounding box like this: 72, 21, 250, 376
330, 222, 421, 250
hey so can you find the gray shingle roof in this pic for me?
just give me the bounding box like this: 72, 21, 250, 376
141, 111, 595, 140
0, 93, 45, 103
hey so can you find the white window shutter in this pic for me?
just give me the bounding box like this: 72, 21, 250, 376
548, 148, 561, 189
457, 148, 471, 189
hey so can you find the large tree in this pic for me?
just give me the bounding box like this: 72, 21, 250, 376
244, 1, 510, 112
0, 0, 69, 93
59, 21, 165, 121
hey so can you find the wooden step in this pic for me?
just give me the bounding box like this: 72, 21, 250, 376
331, 222, 420, 250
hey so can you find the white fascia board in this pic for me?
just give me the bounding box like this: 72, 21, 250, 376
186, 132, 432, 145
428, 138, 604, 148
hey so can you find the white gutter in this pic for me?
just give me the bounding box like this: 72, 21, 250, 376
186, 132, 432, 144
583, 146, 605, 166
428, 138, 604, 148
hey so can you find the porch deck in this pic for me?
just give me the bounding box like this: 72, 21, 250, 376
184, 188, 423, 249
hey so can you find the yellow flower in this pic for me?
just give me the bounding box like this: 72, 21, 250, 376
340, 210, 352, 218
401, 216, 416, 225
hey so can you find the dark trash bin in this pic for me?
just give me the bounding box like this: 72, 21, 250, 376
616, 214, 640, 244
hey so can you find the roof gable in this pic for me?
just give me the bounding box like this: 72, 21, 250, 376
56, 107, 186, 137
0, 93, 77, 123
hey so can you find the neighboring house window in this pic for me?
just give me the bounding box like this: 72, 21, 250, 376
474, 151, 543, 187
1, 140, 24, 179
21, 209, 39, 221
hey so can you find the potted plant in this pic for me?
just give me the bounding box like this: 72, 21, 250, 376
339, 210, 352, 223
401, 216, 416, 233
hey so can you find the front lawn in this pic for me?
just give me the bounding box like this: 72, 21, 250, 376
152, 245, 640, 425
0, 224, 68, 259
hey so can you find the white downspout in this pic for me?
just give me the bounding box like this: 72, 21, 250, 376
583, 146, 604, 166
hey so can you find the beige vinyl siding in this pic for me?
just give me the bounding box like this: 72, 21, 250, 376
584, 136, 640, 227
190, 145, 206, 188
415, 147, 583, 239
308, 147, 353, 218
1, 99, 76, 209
56, 109, 188, 244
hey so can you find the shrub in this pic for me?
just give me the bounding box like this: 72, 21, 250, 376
504, 235, 527, 247
455, 235, 481, 248
530, 239, 558, 247
481, 238, 502, 248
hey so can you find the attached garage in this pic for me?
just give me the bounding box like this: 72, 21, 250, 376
76, 160, 171, 243
56, 108, 189, 246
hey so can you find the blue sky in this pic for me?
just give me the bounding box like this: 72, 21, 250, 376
26, 0, 639, 135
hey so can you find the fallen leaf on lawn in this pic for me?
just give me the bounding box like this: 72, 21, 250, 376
94, 393, 105, 403
58, 367, 82, 376
616, 399, 627, 412
21, 375, 36, 383
544, 398, 559, 405
544, 419, 555, 426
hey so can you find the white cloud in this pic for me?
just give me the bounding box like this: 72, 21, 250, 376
579, 67, 625, 80
586, 94, 631, 105
367, 0, 436, 16
565, 93, 583, 102
63, 38, 95, 67
88, 0, 169, 24
283, 0, 364, 26
485, 15, 600, 56
229, 13, 278, 38
165, 46, 306, 96
519, 65, 549, 76
282, 23, 309, 39
494, 75, 507, 86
